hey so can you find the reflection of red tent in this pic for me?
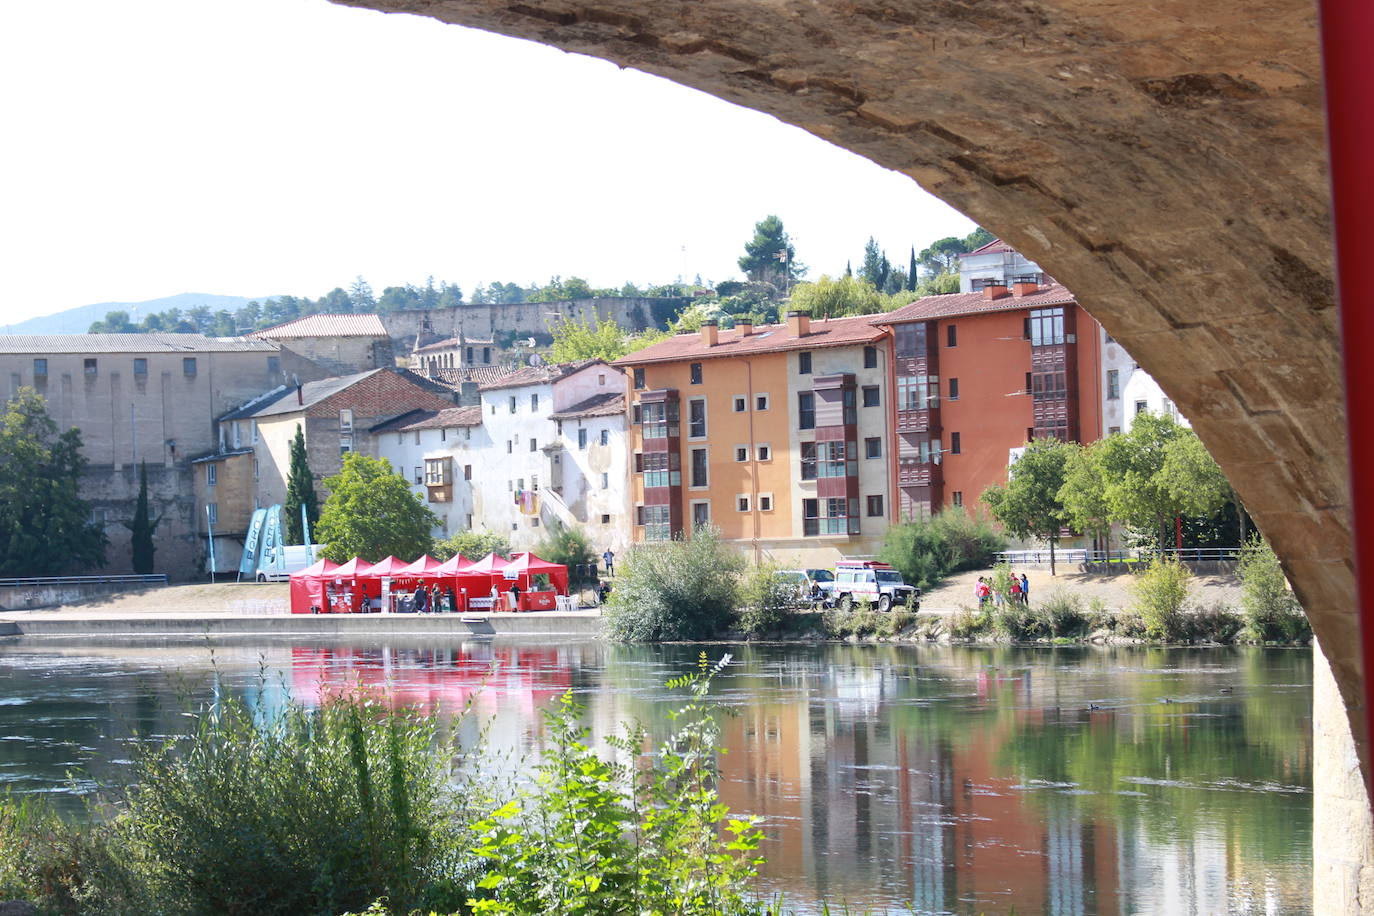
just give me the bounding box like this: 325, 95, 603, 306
504, 552, 570, 596
289, 558, 339, 614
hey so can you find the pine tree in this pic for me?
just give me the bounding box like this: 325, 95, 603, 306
907, 248, 918, 291
283, 424, 319, 545
126, 461, 156, 573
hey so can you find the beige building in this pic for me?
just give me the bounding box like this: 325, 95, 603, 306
250, 313, 395, 375
409, 335, 498, 375
0, 333, 328, 578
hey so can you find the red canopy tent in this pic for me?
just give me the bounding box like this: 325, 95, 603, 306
289, 558, 340, 614
318, 557, 369, 613
399, 555, 443, 580
503, 552, 570, 596
433, 554, 473, 576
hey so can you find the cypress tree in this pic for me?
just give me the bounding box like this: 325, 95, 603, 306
284, 424, 319, 545
907, 247, 918, 291
127, 461, 156, 574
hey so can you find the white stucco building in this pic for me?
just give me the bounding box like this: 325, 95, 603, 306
1122, 365, 1189, 428
374, 405, 487, 538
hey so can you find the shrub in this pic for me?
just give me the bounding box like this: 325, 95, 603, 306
0, 793, 127, 915
738, 562, 794, 636
534, 524, 597, 587
110, 692, 474, 916
433, 530, 511, 562
1187, 602, 1244, 643
1237, 539, 1310, 643
949, 606, 993, 639
1132, 555, 1192, 641
1036, 589, 1088, 638
992, 603, 1043, 640
604, 526, 744, 641
879, 509, 1006, 591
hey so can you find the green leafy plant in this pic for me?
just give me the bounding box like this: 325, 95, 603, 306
1132, 555, 1192, 641
317, 453, 438, 563
433, 530, 511, 562
604, 526, 744, 641
738, 562, 795, 636
879, 509, 1005, 591
1237, 538, 1310, 643
533, 523, 597, 587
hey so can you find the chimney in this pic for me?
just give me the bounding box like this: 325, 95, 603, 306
787, 309, 811, 337
700, 320, 719, 347
459, 380, 480, 406
293, 374, 303, 405
1012, 276, 1040, 297
982, 281, 1010, 301
736, 316, 754, 336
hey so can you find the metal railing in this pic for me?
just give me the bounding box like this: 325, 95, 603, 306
0, 574, 168, 588
994, 547, 1248, 566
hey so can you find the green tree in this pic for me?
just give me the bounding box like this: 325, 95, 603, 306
785, 275, 887, 319
315, 454, 436, 563
605, 527, 744, 641
283, 425, 319, 546
534, 524, 597, 587
907, 248, 918, 292
858, 237, 890, 291
1059, 439, 1114, 550
348, 276, 376, 312
88, 310, 137, 333
0, 388, 107, 575
125, 461, 156, 573
916, 236, 969, 275
982, 437, 1074, 575
737, 215, 804, 290
914, 271, 960, 296
433, 529, 510, 561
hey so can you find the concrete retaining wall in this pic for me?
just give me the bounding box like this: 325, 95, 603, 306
0, 581, 168, 612
1, 612, 603, 639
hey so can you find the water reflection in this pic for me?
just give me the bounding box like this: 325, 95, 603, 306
0, 639, 1310, 915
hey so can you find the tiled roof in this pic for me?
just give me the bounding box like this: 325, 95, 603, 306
875, 283, 1077, 325
414, 336, 495, 353
0, 333, 278, 354
551, 392, 625, 420
479, 359, 606, 392
962, 238, 1013, 257
190, 448, 255, 464
370, 405, 483, 433
425, 366, 521, 389
614, 314, 885, 366
221, 369, 380, 420
250, 313, 388, 339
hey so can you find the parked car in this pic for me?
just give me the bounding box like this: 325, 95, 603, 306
827, 561, 919, 612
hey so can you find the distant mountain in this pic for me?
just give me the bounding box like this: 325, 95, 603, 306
2, 293, 276, 335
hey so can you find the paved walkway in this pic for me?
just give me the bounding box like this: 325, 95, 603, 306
918, 568, 1243, 613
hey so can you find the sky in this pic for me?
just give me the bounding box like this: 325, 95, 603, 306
0, 0, 976, 323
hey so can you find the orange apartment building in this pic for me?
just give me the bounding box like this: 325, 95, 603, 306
875, 277, 1106, 521
614, 311, 892, 564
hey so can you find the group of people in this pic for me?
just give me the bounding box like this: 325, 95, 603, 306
974, 572, 1031, 608
398, 584, 457, 614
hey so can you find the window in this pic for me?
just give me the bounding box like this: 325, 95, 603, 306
865, 437, 882, 458
863, 345, 877, 368
757, 444, 771, 461
601, 513, 611, 524
843, 387, 857, 424
690, 362, 703, 385
643, 504, 672, 541
253, 458, 259, 480
1107, 369, 1120, 400
414, 467, 423, 485
688, 398, 707, 438
340, 409, 354, 432
798, 392, 815, 430
894, 322, 928, 358
84, 358, 98, 375
206, 464, 217, 487
1028, 307, 1066, 346
951, 432, 961, 455
690, 447, 708, 488
861, 385, 879, 408
737, 495, 751, 512
183, 357, 197, 377
464, 464, 472, 480
206, 503, 218, 526
735, 446, 749, 462
632, 404, 642, 425
232, 422, 242, 449
578, 428, 588, 450
490, 404, 496, 415
866, 495, 884, 517
531, 474, 539, 491
691, 501, 710, 529
267, 356, 280, 374
600, 472, 609, 490
1135, 400, 1148, 415
803, 497, 860, 536
952, 491, 964, 507
466, 346, 474, 363
816, 441, 857, 478
756, 393, 770, 411
946, 325, 957, 347
483, 347, 491, 363
801, 441, 817, 480
33, 358, 47, 377
506, 440, 513, 454
599, 429, 609, 447
733, 396, 747, 412
425, 459, 450, 485
633, 368, 645, 389
509, 396, 517, 414
529, 438, 537, 452
251, 420, 258, 444
132, 358, 146, 376
531, 393, 539, 411
949, 377, 959, 400
1109, 426, 1121, 436
441, 428, 447, 441
598, 373, 606, 386
642, 451, 679, 488
798, 351, 812, 374
896, 375, 939, 411
640, 401, 676, 439
414, 430, 421, 445
759, 494, 773, 511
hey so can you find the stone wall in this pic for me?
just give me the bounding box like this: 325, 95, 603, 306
84, 462, 199, 579
381, 297, 685, 354
333, 0, 1367, 776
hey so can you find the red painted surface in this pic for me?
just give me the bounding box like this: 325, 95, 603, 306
1320, 0, 1374, 786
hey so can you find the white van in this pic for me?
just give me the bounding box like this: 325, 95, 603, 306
255, 545, 320, 582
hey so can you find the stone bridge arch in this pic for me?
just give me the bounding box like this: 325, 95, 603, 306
339, 0, 1353, 735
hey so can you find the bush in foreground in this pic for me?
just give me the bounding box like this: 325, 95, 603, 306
1237, 538, 1311, 643
1132, 555, 1192, 641
604, 526, 744, 641
738, 562, 796, 636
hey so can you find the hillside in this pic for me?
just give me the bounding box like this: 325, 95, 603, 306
3, 293, 275, 335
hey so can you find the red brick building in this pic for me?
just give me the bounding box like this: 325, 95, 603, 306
874, 278, 1107, 521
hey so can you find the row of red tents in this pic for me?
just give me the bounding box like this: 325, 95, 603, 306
289, 551, 569, 614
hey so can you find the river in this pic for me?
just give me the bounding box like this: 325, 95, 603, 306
0, 637, 1311, 915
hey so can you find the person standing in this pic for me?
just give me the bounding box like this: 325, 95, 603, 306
1009, 573, 1022, 605
602, 548, 615, 577
1020, 573, 1031, 607
412, 584, 428, 614
509, 582, 522, 611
